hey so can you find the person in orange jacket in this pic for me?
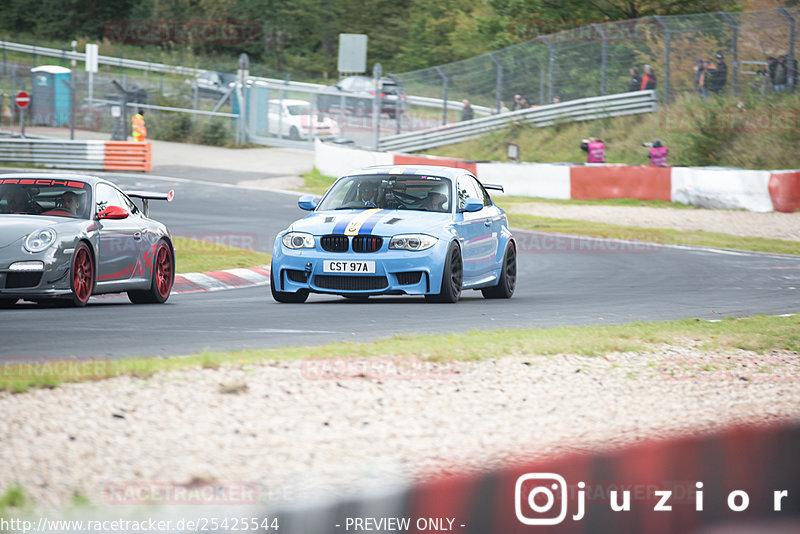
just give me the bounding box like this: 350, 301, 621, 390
132, 108, 147, 142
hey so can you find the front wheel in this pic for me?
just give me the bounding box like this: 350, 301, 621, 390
70, 243, 95, 307
425, 242, 462, 303
128, 240, 175, 304
288, 126, 301, 140
482, 242, 516, 299
270, 265, 309, 303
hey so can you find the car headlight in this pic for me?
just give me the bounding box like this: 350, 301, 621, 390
24, 229, 56, 253
389, 234, 437, 251
282, 232, 315, 249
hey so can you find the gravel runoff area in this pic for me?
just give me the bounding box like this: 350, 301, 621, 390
1, 346, 799, 513
507, 202, 800, 242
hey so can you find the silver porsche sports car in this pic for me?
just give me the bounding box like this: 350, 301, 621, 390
0, 174, 175, 307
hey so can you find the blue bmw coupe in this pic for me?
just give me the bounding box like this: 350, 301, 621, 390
271, 165, 516, 303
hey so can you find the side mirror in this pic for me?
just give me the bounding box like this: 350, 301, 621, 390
298, 195, 318, 211
461, 198, 484, 213
97, 205, 130, 220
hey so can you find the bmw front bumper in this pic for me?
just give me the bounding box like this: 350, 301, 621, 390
272, 239, 449, 296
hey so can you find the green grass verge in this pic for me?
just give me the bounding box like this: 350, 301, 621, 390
300, 168, 338, 195
0, 484, 27, 518
1, 315, 797, 393
507, 213, 800, 256
173, 237, 272, 274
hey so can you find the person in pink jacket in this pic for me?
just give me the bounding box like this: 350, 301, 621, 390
648, 139, 668, 166
580, 137, 606, 163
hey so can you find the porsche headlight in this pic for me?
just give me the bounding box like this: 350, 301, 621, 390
24, 228, 56, 253
282, 232, 315, 249
389, 234, 437, 251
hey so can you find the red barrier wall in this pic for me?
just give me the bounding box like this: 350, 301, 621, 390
768, 171, 800, 213
570, 165, 672, 201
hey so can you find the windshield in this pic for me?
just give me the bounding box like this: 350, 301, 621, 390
317, 174, 451, 213
286, 104, 312, 116
0, 179, 92, 219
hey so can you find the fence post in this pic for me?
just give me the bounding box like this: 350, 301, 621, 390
488, 52, 503, 112
719, 12, 738, 97
778, 8, 796, 92
540, 65, 545, 105
654, 16, 670, 104
593, 24, 608, 96
434, 66, 449, 125
541, 37, 555, 104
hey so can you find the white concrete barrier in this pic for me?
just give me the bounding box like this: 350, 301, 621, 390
671, 167, 774, 212
313, 141, 797, 213
476, 162, 571, 199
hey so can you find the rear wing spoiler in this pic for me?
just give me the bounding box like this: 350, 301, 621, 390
126, 190, 175, 217
482, 183, 504, 193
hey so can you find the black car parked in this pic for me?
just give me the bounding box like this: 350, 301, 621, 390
317, 76, 406, 119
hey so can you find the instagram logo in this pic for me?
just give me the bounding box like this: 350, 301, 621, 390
514, 473, 569, 525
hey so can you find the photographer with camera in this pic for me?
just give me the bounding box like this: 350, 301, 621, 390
580, 137, 606, 163
643, 140, 668, 166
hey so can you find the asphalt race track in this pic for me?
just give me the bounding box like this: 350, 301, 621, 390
1, 172, 799, 361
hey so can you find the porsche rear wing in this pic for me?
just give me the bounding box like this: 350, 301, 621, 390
126, 190, 175, 217
482, 183, 504, 193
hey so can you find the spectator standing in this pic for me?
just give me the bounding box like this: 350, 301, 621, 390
580, 137, 606, 163
132, 108, 147, 142
710, 53, 727, 94
512, 94, 529, 110
701, 60, 716, 100
648, 140, 668, 167
641, 65, 657, 90
693, 59, 705, 94
460, 99, 474, 121
628, 68, 642, 92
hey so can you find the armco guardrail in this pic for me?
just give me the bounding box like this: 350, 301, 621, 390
378, 90, 658, 153
0, 138, 151, 172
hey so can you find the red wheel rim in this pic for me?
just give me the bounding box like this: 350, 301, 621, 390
73, 247, 93, 303
155, 245, 173, 298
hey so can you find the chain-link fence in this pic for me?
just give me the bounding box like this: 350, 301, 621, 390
394, 7, 799, 110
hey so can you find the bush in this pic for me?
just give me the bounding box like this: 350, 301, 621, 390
199, 119, 230, 146
148, 114, 194, 142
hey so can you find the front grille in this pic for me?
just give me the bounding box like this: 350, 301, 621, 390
321, 235, 349, 252
285, 269, 308, 283
395, 271, 423, 285
351, 235, 383, 253
314, 275, 388, 291
6, 272, 42, 289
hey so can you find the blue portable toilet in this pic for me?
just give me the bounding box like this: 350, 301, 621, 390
30, 65, 72, 126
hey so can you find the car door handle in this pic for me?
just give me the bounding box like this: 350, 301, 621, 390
484, 219, 492, 226
133, 232, 142, 240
